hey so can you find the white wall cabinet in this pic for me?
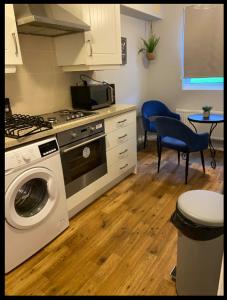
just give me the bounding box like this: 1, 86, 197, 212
120, 4, 162, 21
54, 4, 122, 72
5, 4, 22, 73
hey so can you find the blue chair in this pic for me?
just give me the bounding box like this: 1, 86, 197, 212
141, 100, 180, 149
155, 116, 209, 184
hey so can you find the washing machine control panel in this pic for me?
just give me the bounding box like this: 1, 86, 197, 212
38, 139, 58, 157
6, 149, 38, 170
21, 151, 33, 162
5, 137, 59, 172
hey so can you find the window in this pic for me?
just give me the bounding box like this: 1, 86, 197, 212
182, 5, 223, 90
182, 77, 224, 90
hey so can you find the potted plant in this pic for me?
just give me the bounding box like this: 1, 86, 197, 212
202, 106, 212, 118
138, 34, 160, 60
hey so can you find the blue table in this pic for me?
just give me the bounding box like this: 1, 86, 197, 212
187, 114, 224, 169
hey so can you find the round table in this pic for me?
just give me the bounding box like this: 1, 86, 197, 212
187, 114, 224, 169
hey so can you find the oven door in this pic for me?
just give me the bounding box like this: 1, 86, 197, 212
60, 134, 107, 198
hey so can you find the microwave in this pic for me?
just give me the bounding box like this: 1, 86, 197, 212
71, 84, 115, 110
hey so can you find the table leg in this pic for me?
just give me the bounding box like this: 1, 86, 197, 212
189, 120, 198, 133
209, 122, 218, 169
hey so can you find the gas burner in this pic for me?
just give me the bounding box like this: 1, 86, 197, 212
47, 117, 57, 124
40, 110, 96, 126
59, 110, 71, 115
66, 115, 73, 120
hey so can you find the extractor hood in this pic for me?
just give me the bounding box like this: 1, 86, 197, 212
13, 4, 90, 37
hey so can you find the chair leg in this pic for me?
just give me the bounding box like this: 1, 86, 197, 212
177, 151, 180, 165
200, 151, 205, 173
185, 152, 190, 184
144, 130, 147, 149
157, 137, 162, 173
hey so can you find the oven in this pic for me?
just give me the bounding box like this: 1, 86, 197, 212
57, 120, 107, 198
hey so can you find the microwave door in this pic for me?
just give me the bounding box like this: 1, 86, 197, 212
107, 85, 114, 104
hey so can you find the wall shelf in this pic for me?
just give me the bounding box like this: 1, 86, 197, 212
120, 4, 162, 21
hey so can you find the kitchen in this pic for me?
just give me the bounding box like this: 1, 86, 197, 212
5, 4, 223, 296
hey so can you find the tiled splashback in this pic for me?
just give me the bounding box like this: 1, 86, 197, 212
5, 35, 83, 115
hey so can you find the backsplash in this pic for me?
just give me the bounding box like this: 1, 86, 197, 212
5, 14, 151, 117
5, 35, 82, 115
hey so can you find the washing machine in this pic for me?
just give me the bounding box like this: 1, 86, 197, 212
5, 136, 69, 273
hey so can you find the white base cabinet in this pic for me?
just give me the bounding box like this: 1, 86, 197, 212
5, 4, 23, 73
105, 110, 137, 180
67, 110, 137, 219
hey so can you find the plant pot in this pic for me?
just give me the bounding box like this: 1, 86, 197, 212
146, 52, 155, 60
203, 111, 210, 118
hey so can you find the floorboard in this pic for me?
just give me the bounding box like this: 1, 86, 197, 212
5, 143, 223, 295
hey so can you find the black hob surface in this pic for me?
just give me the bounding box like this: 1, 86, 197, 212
41, 109, 96, 125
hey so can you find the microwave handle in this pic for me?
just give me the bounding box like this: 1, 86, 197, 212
61, 134, 106, 154
107, 84, 114, 104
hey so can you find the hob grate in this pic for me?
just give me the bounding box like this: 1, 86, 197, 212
5, 114, 52, 139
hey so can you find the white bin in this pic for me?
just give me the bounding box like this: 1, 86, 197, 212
171, 190, 224, 295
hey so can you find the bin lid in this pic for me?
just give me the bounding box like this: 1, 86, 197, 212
177, 190, 223, 227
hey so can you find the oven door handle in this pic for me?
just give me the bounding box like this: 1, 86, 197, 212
61, 134, 107, 153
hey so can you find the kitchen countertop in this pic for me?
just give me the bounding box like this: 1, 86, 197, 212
5, 104, 136, 150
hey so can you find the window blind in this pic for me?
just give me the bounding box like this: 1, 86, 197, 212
184, 4, 223, 78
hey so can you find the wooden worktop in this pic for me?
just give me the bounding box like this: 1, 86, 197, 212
5, 104, 136, 150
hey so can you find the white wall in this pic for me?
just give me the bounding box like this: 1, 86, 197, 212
150, 4, 223, 138
5, 13, 150, 117
150, 4, 223, 112
96, 5, 223, 139
94, 13, 151, 114
5, 5, 223, 139
96, 5, 223, 115
5, 35, 81, 115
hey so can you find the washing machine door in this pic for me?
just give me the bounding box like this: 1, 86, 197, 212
5, 167, 59, 229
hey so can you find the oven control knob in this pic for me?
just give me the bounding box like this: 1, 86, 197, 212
89, 126, 95, 133
71, 132, 77, 138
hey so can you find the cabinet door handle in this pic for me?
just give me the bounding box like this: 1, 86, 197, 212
119, 149, 128, 155
118, 134, 127, 139
118, 119, 127, 124
87, 39, 93, 56
12, 33, 18, 56
120, 163, 128, 170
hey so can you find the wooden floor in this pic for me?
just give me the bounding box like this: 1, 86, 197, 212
5, 143, 223, 296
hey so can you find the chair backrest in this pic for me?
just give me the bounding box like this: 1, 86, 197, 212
155, 116, 198, 147
141, 100, 172, 118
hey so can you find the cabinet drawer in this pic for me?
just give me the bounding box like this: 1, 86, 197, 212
105, 122, 136, 151
107, 138, 137, 167
105, 110, 136, 133
109, 152, 137, 178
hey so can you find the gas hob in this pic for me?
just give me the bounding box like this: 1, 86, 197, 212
5, 114, 52, 139
41, 109, 96, 126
